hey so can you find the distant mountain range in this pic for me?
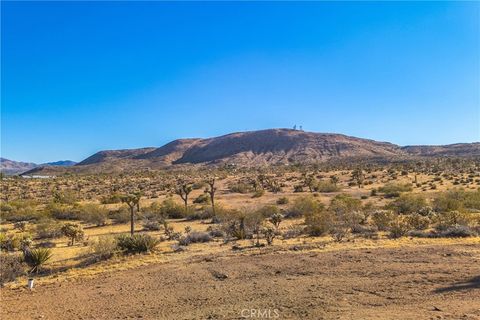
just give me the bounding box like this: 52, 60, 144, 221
0, 158, 76, 175
10, 129, 480, 175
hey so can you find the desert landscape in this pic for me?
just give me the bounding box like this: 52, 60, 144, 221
2, 1, 479, 319
1, 129, 480, 319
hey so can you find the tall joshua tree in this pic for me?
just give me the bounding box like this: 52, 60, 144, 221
121, 192, 142, 235
174, 181, 193, 212
205, 177, 217, 216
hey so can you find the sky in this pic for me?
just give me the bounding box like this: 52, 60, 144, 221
1, 1, 479, 163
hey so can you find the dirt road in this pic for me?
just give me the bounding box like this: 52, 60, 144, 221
2, 244, 479, 319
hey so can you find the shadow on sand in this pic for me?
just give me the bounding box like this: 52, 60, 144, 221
434, 276, 480, 293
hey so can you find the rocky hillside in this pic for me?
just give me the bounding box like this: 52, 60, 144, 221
0, 158, 37, 175
20, 129, 480, 175
70, 129, 403, 169
402, 143, 480, 157
1, 158, 76, 175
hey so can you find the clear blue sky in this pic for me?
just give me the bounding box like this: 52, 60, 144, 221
1, 1, 479, 163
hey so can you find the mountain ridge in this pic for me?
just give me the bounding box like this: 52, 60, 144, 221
0, 158, 77, 175
13, 129, 480, 175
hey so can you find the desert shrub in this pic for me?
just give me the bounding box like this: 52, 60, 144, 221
109, 206, 130, 224
100, 193, 122, 204
178, 231, 212, 246
372, 210, 395, 231
251, 189, 265, 198
276, 197, 289, 205
286, 196, 323, 218
35, 219, 62, 239
116, 234, 160, 253
388, 216, 409, 239
432, 210, 473, 231
351, 225, 378, 239
140, 202, 164, 221
61, 223, 85, 246
207, 227, 225, 238
269, 213, 283, 229
404, 213, 430, 230
0, 200, 39, 222
316, 181, 341, 193
388, 194, 428, 214
433, 190, 465, 213
52, 190, 78, 205
264, 226, 276, 245
45, 202, 78, 220
282, 225, 304, 239
79, 203, 108, 226
329, 194, 364, 230
0, 233, 32, 252
142, 219, 162, 231
407, 230, 433, 238
0, 253, 25, 285
193, 193, 210, 204
0, 233, 18, 252
293, 185, 304, 193
218, 209, 253, 240
185, 207, 214, 221
464, 189, 480, 210
304, 204, 334, 236
91, 236, 118, 260
229, 182, 252, 194
160, 199, 186, 219
436, 225, 477, 238
13, 221, 28, 232
23, 247, 53, 273
257, 205, 280, 218
378, 183, 413, 198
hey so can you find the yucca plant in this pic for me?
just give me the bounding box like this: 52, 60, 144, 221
23, 247, 53, 273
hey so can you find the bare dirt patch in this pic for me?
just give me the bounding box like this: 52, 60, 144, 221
2, 243, 479, 320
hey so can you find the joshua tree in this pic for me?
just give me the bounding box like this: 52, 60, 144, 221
269, 213, 283, 230
205, 177, 217, 216
304, 174, 317, 193
121, 192, 142, 235
330, 175, 339, 186
351, 168, 364, 188
174, 181, 193, 212
61, 223, 85, 246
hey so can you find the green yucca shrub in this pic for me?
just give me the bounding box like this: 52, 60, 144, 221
23, 247, 53, 273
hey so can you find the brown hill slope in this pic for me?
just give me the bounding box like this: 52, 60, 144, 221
173, 129, 402, 165
77, 148, 156, 166
21, 129, 480, 175
402, 143, 480, 157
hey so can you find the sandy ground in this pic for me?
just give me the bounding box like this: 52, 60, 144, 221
2, 243, 479, 320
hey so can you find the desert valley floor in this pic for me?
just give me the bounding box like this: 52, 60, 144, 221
2, 239, 479, 320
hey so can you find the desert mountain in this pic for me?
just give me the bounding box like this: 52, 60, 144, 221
0, 158, 37, 175
19, 129, 480, 175
401, 143, 480, 157
73, 129, 403, 169
0, 158, 77, 175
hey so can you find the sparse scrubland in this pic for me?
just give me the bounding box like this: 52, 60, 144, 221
1, 158, 480, 319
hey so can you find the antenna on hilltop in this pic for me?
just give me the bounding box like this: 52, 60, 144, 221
293, 124, 297, 130
299, 125, 303, 131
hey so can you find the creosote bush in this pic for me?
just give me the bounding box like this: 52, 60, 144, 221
0, 253, 25, 285
91, 236, 119, 260
178, 231, 212, 246
378, 183, 413, 198
116, 234, 160, 253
